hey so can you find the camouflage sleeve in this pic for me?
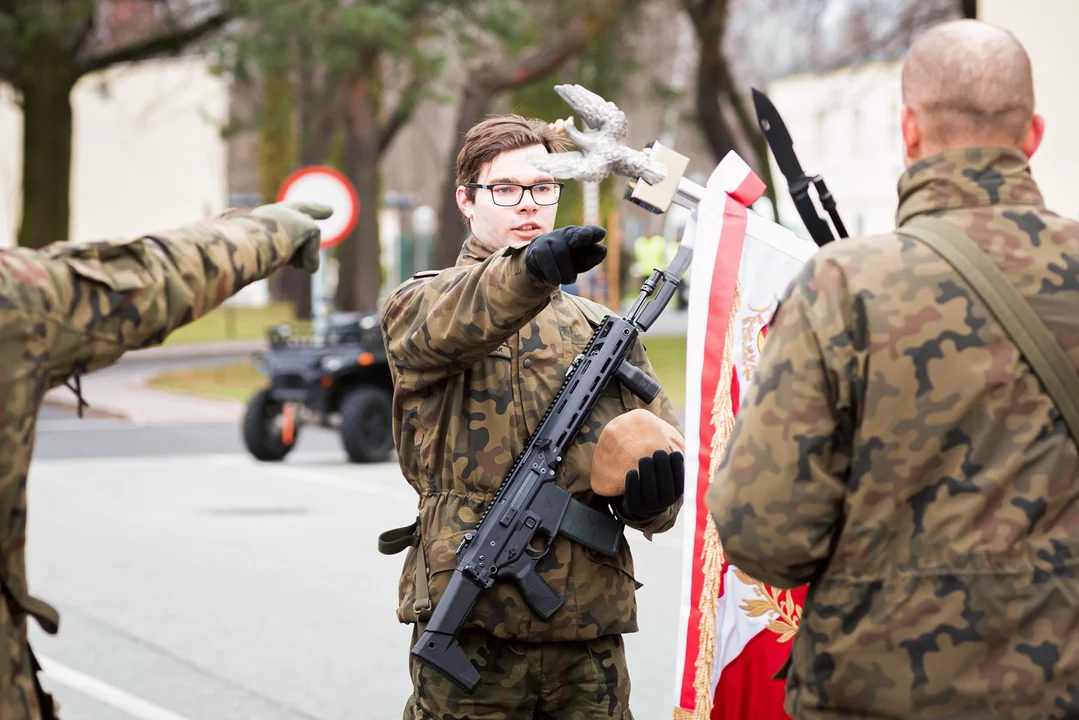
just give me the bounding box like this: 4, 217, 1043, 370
381, 245, 554, 393
3, 210, 295, 386
705, 254, 854, 589
611, 337, 685, 537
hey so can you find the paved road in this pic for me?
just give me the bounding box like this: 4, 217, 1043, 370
36, 403, 345, 460
28, 406, 686, 720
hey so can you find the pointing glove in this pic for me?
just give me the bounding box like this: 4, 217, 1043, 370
524, 225, 608, 286
251, 201, 333, 273
621, 449, 685, 519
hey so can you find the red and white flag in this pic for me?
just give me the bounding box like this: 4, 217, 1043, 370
672, 152, 818, 719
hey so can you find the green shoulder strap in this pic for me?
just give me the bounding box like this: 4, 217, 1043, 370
897, 215, 1079, 444
565, 293, 614, 328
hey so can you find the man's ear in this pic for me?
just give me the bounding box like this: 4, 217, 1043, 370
456, 186, 473, 224
900, 104, 921, 166
1021, 113, 1046, 159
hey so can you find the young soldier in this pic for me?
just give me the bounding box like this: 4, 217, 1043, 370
381, 115, 684, 718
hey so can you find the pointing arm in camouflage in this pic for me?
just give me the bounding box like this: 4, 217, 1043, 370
381, 245, 554, 393
0, 208, 303, 720
0, 209, 297, 388
706, 255, 851, 589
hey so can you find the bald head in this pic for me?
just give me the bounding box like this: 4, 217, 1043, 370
901, 20, 1038, 155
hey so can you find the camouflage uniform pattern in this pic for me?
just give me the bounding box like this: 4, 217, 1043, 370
707, 146, 1079, 719
0, 210, 298, 719
403, 628, 633, 719
381, 234, 682, 648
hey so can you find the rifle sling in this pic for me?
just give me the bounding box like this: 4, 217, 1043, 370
377, 519, 431, 620
378, 497, 623, 592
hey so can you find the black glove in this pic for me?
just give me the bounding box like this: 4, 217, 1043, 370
524, 225, 607, 285
621, 449, 685, 519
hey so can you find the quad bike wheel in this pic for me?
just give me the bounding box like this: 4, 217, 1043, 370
243, 388, 298, 461
339, 387, 394, 463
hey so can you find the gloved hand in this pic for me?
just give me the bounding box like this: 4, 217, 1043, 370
621, 449, 685, 519
251, 201, 333, 273
524, 225, 607, 285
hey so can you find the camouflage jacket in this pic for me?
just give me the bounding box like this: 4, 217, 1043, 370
708, 146, 1079, 719
0, 211, 296, 719
381, 234, 682, 643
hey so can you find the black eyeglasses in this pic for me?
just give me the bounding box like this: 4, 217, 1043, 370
466, 182, 565, 207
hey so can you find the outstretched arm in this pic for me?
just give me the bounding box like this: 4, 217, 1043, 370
0, 205, 319, 387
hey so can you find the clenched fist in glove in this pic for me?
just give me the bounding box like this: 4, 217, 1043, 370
524, 225, 608, 286
251, 201, 333, 273
621, 449, 685, 519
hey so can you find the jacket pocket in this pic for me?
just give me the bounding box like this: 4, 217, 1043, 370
49, 240, 148, 292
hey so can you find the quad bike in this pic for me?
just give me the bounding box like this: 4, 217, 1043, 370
242, 312, 395, 463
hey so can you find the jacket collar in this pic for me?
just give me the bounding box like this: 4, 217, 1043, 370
456, 234, 530, 266
895, 146, 1044, 226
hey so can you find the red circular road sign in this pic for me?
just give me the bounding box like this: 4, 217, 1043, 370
277, 166, 359, 249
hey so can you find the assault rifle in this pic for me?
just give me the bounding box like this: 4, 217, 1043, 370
412, 83, 705, 692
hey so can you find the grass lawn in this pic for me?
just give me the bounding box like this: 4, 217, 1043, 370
146, 361, 268, 403
639, 335, 687, 409
162, 302, 311, 346
148, 336, 689, 410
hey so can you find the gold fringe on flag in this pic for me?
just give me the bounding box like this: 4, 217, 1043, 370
690, 282, 742, 719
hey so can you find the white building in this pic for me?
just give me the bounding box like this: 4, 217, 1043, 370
0, 56, 273, 304
763, 58, 906, 240
0, 57, 230, 247
762, 1, 1079, 240
979, 0, 1079, 218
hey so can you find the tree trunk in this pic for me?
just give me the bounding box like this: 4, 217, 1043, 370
431, 1, 624, 270
18, 39, 75, 249
691, 0, 776, 211
432, 80, 497, 270
336, 76, 382, 313
275, 47, 330, 322
722, 68, 778, 211
259, 71, 311, 318
695, 37, 736, 163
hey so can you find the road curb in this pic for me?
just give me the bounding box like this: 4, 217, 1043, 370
117, 339, 267, 366
42, 394, 133, 422
43, 345, 259, 424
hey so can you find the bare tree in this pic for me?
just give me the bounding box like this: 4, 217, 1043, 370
335, 11, 449, 313
221, 0, 453, 314
430, 0, 623, 270
0, 0, 233, 249
698, 0, 973, 221
787, 0, 973, 72
683, 0, 777, 207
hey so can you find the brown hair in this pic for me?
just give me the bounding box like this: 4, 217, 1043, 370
456, 114, 571, 204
